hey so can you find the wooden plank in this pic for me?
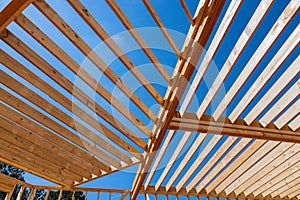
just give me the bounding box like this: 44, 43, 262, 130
215, 141, 279, 194
288, 114, 300, 131
216, 22, 300, 121
260, 81, 300, 127
179, 0, 194, 24
196, 0, 274, 118
165, 133, 207, 191
131, 1, 226, 197
105, 0, 170, 83
274, 99, 300, 129
0, 105, 105, 175
175, 135, 222, 192
0, 68, 132, 165
255, 161, 300, 197
143, 130, 175, 190
66, 0, 163, 105
15, 12, 153, 137
255, 164, 300, 198
170, 114, 300, 143
224, 143, 294, 195
205, 139, 266, 193
179, 0, 243, 114
0, 0, 33, 31
234, 144, 300, 196
0, 30, 147, 150
277, 179, 300, 198
0, 49, 143, 159
0, 147, 73, 186
154, 132, 192, 190
186, 136, 238, 191
244, 57, 299, 124
0, 88, 120, 169
195, 138, 252, 192
141, 0, 180, 57
0, 127, 91, 179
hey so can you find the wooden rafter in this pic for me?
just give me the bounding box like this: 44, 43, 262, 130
169, 113, 300, 143
131, 0, 226, 198
0, 0, 33, 31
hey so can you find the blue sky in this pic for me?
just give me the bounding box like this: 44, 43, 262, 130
0, 0, 299, 199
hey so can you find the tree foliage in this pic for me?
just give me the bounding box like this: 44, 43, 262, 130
0, 162, 85, 200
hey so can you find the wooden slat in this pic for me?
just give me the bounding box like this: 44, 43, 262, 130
143, 130, 175, 189
175, 135, 222, 192
196, 0, 274, 118
0, 87, 119, 169
154, 132, 192, 190
215, 22, 300, 120
215, 141, 279, 194
0, 105, 105, 175
186, 136, 238, 191
244, 56, 299, 125
131, 1, 226, 198
0, 117, 97, 179
0, 49, 142, 159
195, 138, 253, 192
224, 143, 294, 195
0, 145, 74, 186
105, 0, 170, 83
247, 157, 300, 197
179, 0, 194, 24
141, 0, 180, 57
274, 99, 300, 129
170, 114, 300, 143
0, 0, 33, 31
289, 114, 300, 131
278, 179, 300, 198
205, 139, 266, 193
233, 144, 300, 196
179, 0, 243, 114
66, 0, 163, 105
0, 127, 91, 179
260, 81, 300, 127
0, 30, 147, 150
165, 133, 207, 191
0, 68, 132, 165
15, 11, 153, 137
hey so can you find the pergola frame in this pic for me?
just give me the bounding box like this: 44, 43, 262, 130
0, 0, 299, 199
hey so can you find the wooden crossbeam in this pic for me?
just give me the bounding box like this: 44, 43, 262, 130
131, 0, 226, 198
0, 0, 33, 31
169, 113, 300, 143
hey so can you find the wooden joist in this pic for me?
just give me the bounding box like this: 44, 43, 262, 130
131, 0, 226, 198
169, 113, 300, 143
0, 0, 33, 31
0, 49, 143, 160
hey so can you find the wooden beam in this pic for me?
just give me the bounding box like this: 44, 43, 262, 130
179, 0, 194, 24
274, 99, 300, 129
0, 29, 147, 150
66, 0, 163, 105
169, 114, 300, 143
0, 0, 33, 31
0, 67, 132, 165
0, 87, 118, 169
0, 49, 142, 159
105, 0, 170, 83
131, 0, 226, 198
196, 0, 274, 119
244, 56, 299, 125
141, 0, 180, 57
15, 9, 154, 135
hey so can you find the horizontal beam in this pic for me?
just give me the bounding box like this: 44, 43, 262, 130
169, 113, 300, 143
